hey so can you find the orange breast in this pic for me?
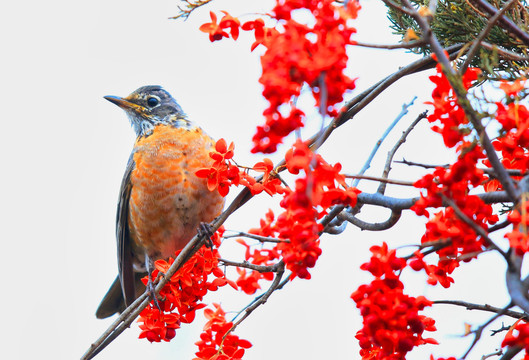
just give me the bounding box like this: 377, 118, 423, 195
128, 124, 225, 262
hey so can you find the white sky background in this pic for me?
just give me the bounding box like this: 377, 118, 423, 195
0, 0, 516, 359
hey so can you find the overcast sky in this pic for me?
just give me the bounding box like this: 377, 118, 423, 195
1, 0, 513, 359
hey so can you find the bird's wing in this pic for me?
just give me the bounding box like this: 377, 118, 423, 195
117, 154, 136, 307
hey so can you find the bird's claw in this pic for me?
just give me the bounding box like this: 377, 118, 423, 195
146, 274, 163, 313
198, 222, 215, 248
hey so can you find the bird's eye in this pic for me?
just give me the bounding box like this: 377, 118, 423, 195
147, 97, 159, 107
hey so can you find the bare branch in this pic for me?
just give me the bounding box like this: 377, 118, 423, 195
434, 300, 528, 320
338, 209, 402, 231
344, 174, 414, 186
219, 258, 280, 273
397, 158, 524, 177
396, 158, 449, 169
352, 97, 417, 187
462, 305, 513, 359
489, 220, 512, 233
482, 349, 503, 360
227, 262, 285, 335
378, 110, 428, 194
355, 190, 510, 211
380, 0, 417, 16
223, 231, 287, 243
353, 39, 426, 49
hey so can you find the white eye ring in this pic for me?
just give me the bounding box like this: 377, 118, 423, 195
147, 96, 160, 108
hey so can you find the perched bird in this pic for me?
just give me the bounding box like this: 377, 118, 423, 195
96, 85, 225, 319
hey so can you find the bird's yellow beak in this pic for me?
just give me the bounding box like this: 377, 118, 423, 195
104, 95, 146, 113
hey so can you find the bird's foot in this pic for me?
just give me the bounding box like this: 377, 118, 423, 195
146, 273, 163, 313
198, 222, 215, 248
145, 254, 163, 313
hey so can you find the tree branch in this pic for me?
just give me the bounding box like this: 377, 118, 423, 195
434, 300, 528, 320
338, 209, 402, 231
378, 110, 428, 194
397, 0, 519, 202
353, 39, 427, 49
352, 96, 417, 188
469, 0, 529, 46
82, 187, 254, 359
227, 262, 286, 336
462, 304, 514, 359
499, 345, 523, 360
345, 174, 415, 186
461, 0, 518, 73
219, 258, 281, 273
223, 231, 287, 243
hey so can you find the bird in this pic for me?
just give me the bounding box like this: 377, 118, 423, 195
96, 85, 225, 319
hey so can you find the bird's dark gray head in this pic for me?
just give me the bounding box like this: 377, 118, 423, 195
104, 85, 188, 137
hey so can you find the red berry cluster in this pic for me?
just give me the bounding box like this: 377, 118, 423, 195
199, 1, 360, 153
351, 243, 438, 359
411, 67, 499, 287
425, 65, 481, 147
194, 303, 252, 360
199, 138, 360, 281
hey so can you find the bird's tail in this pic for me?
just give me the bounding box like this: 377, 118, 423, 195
95, 274, 145, 319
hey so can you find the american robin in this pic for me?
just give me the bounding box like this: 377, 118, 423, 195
96, 85, 225, 319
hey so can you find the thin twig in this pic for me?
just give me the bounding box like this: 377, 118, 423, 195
223, 231, 287, 243
353, 39, 426, 49
462, 304, 514, 359
344, 174, 415, 186
482, 349, 503, 360
434, 300, 528, 320
378, 110, 428, 194
396, 158, 450, 169
397, 159, 524, 177
219, 258, 280, 273
352, 96, 417, 188
226, 262, 285, 335
170, 0, 214, 20
489, 219, 512, 233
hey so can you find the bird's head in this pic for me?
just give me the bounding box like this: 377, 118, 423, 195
105, 85, 187, 137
